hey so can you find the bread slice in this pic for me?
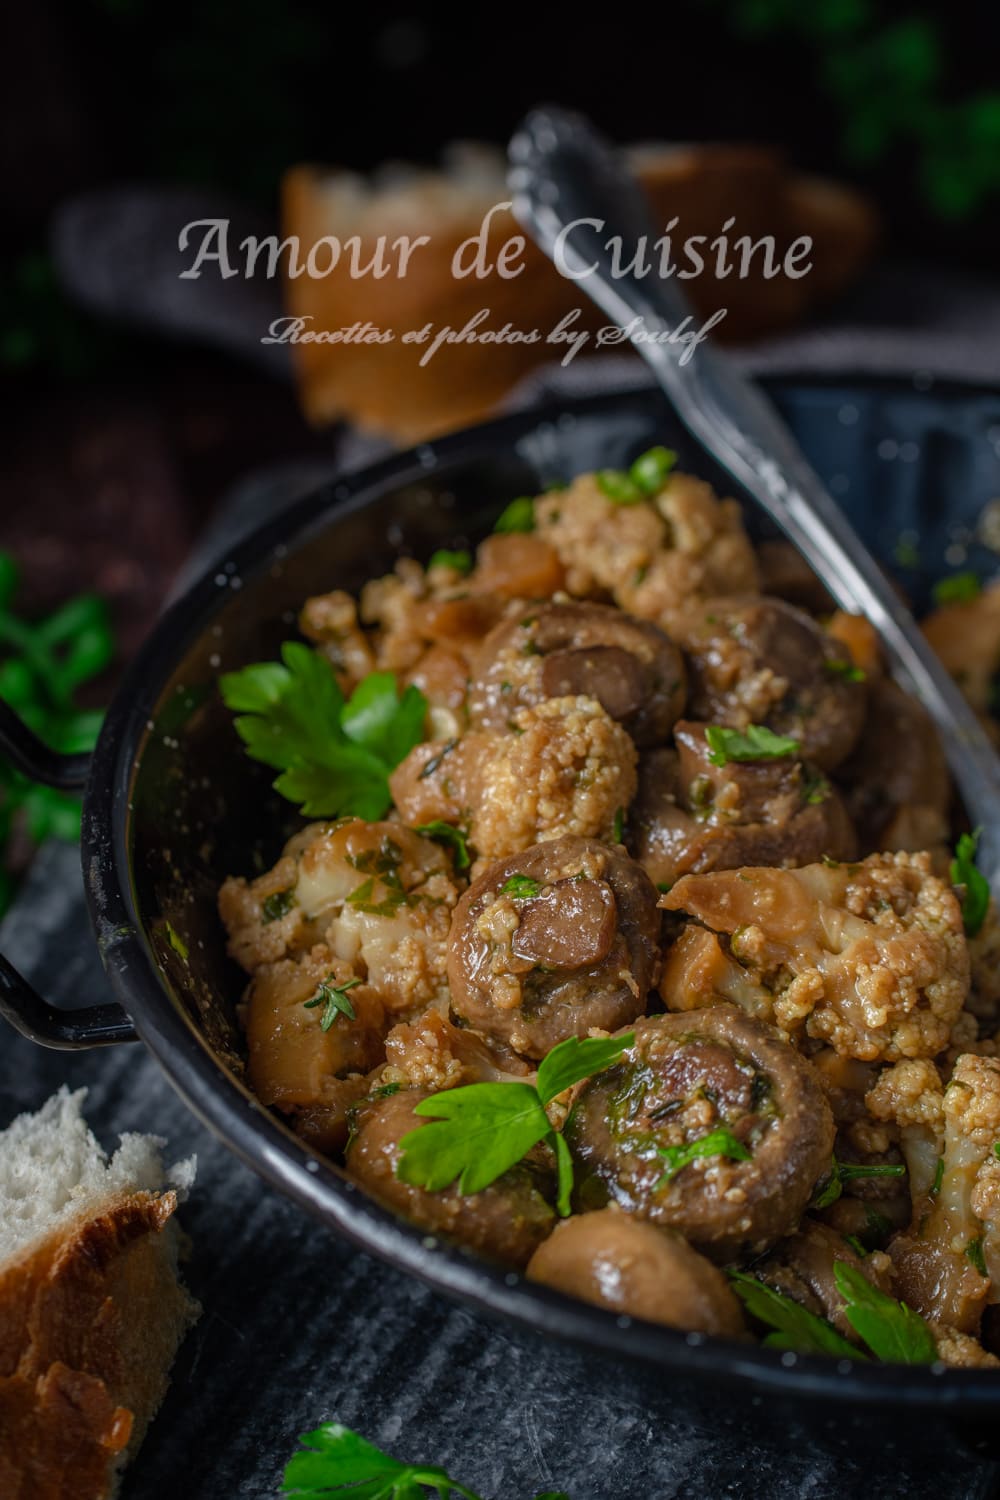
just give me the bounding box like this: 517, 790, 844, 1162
281, 141, 878, 442
0, 1089, 199, 1500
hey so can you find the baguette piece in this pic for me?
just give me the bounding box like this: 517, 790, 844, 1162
282, 141, 878, 442
0, 1089, 199, 1500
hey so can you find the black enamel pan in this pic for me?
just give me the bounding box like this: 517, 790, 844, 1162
4, 378, 1000, 1455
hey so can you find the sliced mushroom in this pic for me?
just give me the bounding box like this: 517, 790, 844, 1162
628, 724, 856, 889
345, 1086, 555, 1267
526, 1208, 746, 1337
564, 1005, 835, 1261
674, 595, 866, 770
447, 836, 661, 1058
469, 601, 686, 746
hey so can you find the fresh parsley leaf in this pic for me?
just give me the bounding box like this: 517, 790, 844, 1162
994, 1142, 1000, 1162
596, 469, 643, 505
967, 1237, 988, 1276
704, 724, 800, 766
612, 805, 625, 843
501, 874, 543, 901
304, 976, 362, 1031
825, 658, 866, 683
535, 1033, 634, 1107
281, 1421, 487, 1498
933, 570, 982, 606
416, 820, 472, 872
656, 1126, 751, 1187
262, 888, 295, 923
494, 497, 535, 534
399, 1082, 551, 1196
428, 549, 473, 575
629, 445, 677, 495
729, 1273, 864, 1359
801, 768, 831, 806
164, 922, 189, 961
951, 829, 991, 937
397, 1033, 632, 1211
221, 647, 427, 820
833, 1261, 937, 1364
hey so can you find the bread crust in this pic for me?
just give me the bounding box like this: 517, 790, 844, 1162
0, 1188, 199, 1500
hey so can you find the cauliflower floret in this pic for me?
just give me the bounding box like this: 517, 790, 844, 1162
867, 1054, 1000, 1332
468, 695, 637, 865
299, 588, 376, 689
662, 852, 969, 1062
534, 469, 758, 624
220, 819, 460, 1016
381, 1010, 532, 1092
928, 1324, 1000, 1368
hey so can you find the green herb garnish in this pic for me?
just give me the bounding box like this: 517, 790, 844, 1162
704, 723, 800, 766
933, 571, 982, 606
825, 658, 866, 682
304, 975, 362, 1031
396, 1033, 633, 1216
967, 1237, 988, 1276
281, 1420, 567, 1499
655, 1126, 751, 1187
596, 469, 643, 505
629, 445, 677, 495
951, 829, 991, 937
612, 806, 625, 843
416, 820, 472, 872
428, 549, 473, 575
262, 888, 295, 923
811, 1155, 906, 1209
164, 922, 189, 961
931, 1156, 945, 1195
494, 497, 535, 534
220, 646, 427, 820
501, 874, 544, 901
729, 1273, 863, 1359
832, 1261, 937, 1364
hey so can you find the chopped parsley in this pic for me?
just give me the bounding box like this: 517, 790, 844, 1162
428, 548, 473, 575
396, 1033, 633, 1216
280, 1420, 567, 1499
655, 1127, 751, 1188
221, 646, 427, 820
967, 1237, 988, 1276
596, 469, 643, 505
494, 497, 535, 534
931, 1156, 945, 1195
419, 739, 457, 779
164, 921, 189, 961
825, 658, 866, 683
262, 888, 295, 923
304, 976, 362, 1031
612, 806, 625, 843
501, 874, 544, 900
950, 828, 991, 937
416, 820, 472, 872
933, 570, 982, 606
596, 446, 677, 505
704, 723, 800, 766
811, 1155, 905, 1209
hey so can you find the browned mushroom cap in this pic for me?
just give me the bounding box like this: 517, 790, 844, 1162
674, 595, 866, 770
448, 836, 661, 1059
836, 676, 950, 854
526, 1208, 746, 1337
468, 601, 686, 746
629, 727, 856, 889
564, 1005, 835, 1262
345, 1087, 555, 1267
753, 1222, 892, 1342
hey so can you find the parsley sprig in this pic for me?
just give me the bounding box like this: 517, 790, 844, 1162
220, 645, 427, 820
731, 1263, 937, 1365
811, 1155, 906, 1210
951, 828, 991, 937
704, 724, 800, 766
281, 1421, 570, 1499
396, 1033, 633, 1216
0, 552, 113, 916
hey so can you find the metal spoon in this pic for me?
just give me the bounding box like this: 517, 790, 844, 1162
508, 106, 1000, 885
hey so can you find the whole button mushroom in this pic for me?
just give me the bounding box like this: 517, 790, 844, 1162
565, 1005, 835, 1262
469, 600, 686, 746
675, 595, 866, 771
448, 836, 661, 1059
527, 1208, 747, 1338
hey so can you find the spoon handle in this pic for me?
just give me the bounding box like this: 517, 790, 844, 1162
509, 106, 1000, 882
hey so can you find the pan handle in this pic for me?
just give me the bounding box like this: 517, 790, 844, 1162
0, 700, 138, 1047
